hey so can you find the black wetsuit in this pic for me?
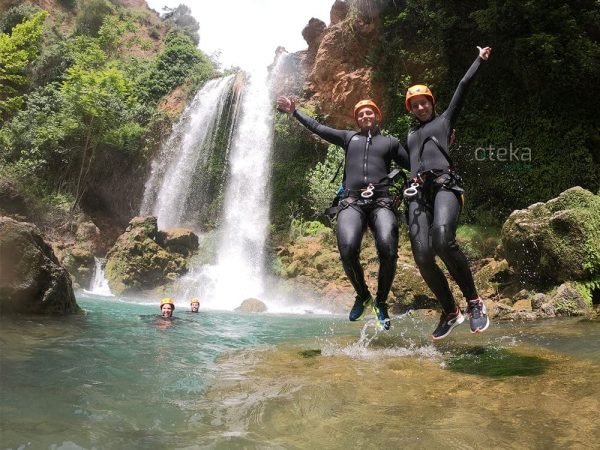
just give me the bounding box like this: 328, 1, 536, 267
406, 56, 484, 313
293, 110, 409, 305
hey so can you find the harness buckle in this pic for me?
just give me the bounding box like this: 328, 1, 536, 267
403, 182, 420, 200
360, 183, 375, 198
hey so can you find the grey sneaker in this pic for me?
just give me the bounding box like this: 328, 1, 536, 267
467, 298, 489, 333
432, 307, 465, 341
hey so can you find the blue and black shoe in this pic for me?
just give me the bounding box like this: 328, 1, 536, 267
371, 301, 391, 331
349, 295, 372, 321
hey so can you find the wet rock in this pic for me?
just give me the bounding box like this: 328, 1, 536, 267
60, 244, 95, 290
532, 293, 547, 310
105, 216, 194, 295
501, 187, 600, 284
540, 303, 556, 317
512, 299, 533, 312
235, 298, 267, 313
0, 217, 79, 315
156, 227, 199, 256
550, 283, 591, 316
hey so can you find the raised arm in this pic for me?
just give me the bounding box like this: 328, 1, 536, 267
443, 46, 492, 127
277, 96, 350, 147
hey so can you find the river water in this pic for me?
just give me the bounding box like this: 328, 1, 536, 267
1, 295, 598, 449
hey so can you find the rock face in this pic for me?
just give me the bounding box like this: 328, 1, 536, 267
271, 0, 383, 129
0, 217, 79, 315
104, 216, 197, 295
235, 298, 268, 313
501, 187, 600, 284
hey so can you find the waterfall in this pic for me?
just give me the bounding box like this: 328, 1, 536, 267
208, 67, 275, 308
140, 75, 240, 230
139, 58, 290, 310
86, 257, 114, 297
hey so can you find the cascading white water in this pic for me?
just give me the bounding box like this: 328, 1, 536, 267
85, 257, 114, 297
140, 75, 236, 229
196, 67, 275, 309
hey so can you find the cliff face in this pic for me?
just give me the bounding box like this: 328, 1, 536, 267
278, 0, 386, 128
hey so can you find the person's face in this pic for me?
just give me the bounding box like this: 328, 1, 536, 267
161, 304, 173, 317
191, 303, 199, 313
409, 95, 434, 122
356, 106, 378, 130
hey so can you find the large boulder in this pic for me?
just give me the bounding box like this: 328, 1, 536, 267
235, 298, 267, 313
501, 187, 600, 284
156, 227, 199, 256
104, 216, 197, 295
0, 217, 79, 315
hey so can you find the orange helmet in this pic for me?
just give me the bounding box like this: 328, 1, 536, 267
160, 297, 175, 310
353, 99, 382, 121
405, 84, 435, 112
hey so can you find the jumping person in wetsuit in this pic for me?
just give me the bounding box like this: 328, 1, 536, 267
404, 45, 492, 340
276, 97, 409, 330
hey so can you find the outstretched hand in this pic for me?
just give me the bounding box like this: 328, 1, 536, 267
477, 46, 492, 60
276, 96, 295, 114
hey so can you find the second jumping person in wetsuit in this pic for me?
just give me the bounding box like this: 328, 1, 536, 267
404, 45, 492, 340
276, 96, 409, 330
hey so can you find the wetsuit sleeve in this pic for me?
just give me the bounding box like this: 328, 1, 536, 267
391, 137, 410, 170
443, 56, 484, 127
292, 109, 349, 147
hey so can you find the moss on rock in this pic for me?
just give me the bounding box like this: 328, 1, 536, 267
501, 187, 600, 284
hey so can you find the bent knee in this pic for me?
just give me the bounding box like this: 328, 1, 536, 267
431, 224, 458, 253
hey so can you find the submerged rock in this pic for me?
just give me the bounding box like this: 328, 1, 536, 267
0, 217, 79, 315
501, 187, 600, 284
104, 216, 197, 295
235, 298, 267, 313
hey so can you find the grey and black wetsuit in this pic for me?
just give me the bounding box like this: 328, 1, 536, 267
406, 56, 485, 313
293, 110, 409, 306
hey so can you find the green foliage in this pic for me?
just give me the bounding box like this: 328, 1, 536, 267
305, 144, 344, 218
97, 15, 138, 54
271, 111, 328, 230
136, 28, 215, 104
0, 2, 41, 33
0, 10, 48, 117
374, 0, 600, 224
75, 0, 116, 36
161, 4, 199, 45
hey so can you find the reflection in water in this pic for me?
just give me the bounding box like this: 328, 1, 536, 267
0, 296, 599, 449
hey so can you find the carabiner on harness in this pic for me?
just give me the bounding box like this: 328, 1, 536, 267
360, 183, 375, 198
403, 182, 420, 200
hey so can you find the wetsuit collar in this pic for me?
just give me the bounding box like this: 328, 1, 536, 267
359, 126, 381, 136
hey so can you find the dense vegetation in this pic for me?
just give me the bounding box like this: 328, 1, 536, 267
373, 0, 600, 223
0, 0, 217, 226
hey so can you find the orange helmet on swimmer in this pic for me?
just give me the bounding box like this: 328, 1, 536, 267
190, 298, 200, 305
353, 99, 382, 121
160, 297, 175, 310
405, 85, 435, 112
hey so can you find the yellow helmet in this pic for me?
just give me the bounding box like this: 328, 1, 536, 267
190, 298, 200, 305
160, 297, 175, 310
353, 99, 382, 121
405, 84, 435, 112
